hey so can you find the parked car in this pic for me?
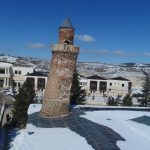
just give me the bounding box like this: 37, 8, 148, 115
3, 88, 18, 96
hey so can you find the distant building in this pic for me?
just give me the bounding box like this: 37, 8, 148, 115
86, 75, 108, 97
79, 75, 88, 90
24, 72, 47, 92
12, 64, 36, 89
79, 75, 132, 97
0, 60, 132, 98
0, 62, 13, 88
108, 77, 132, 96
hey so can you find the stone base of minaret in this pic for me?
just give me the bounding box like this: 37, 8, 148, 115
40, 99, 70, 118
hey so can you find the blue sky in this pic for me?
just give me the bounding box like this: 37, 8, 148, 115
0, 0, 150, 64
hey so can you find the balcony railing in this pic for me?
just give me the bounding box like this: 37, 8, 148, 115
51, 44, 79, 53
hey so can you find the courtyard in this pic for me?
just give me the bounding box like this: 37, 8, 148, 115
10, 104, 150, 150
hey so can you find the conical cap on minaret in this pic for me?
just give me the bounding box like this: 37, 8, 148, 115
59, 18, 74, 29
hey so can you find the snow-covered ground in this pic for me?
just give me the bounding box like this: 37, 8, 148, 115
82, 110, 150, 150
20, 127, 93, 150
10, 104, 150, 150
131, 87, 143, 94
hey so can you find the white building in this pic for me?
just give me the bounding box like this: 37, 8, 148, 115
24, 72, 48, 92
108, 77, 132, 96
86, 75, 108, 97
79, 75, 88, 90
0, 62, 13, 88
79, 75, 132, 97
12, 64, 36, 89
0, 59, 132, 98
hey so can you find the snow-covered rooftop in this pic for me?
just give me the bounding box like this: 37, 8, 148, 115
10, 104, 150, 150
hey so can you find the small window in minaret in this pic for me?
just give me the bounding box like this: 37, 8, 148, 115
64, 40, 71, 44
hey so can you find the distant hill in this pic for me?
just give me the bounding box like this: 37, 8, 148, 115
0, 54, 150, 87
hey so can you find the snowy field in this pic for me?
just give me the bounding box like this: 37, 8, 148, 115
10, 104, 150, 150
82, 110, 150, 150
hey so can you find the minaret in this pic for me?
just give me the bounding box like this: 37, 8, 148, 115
40, 18, 79, 117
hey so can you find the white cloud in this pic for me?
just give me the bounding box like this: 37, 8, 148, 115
143, 52, 150, 57
81, 49, 136, 57
27, 42, 47, 49
75, 34, 96, 42
112, 50, 130, 56
98, 49, 109, 55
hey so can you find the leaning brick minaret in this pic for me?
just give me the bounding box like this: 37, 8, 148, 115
40, 18, 79, 117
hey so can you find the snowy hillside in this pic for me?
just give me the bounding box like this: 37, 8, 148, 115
0, 54, 149, 87
0, 55, 18, 63
77, 62, 150, 87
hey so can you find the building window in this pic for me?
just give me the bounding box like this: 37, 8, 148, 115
99, 81, 107, 91
26, 77, 35, 85
90, 81, 97, 91
110, 83, 112, 86
15, 70, 22, 74
129, 82, 132, 91
0, 69, 5, 74
122, 84, 124, 87
37, 78, 45, 90
0, 80, 4, 87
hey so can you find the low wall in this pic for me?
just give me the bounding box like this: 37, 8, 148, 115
78, 105, 150, 112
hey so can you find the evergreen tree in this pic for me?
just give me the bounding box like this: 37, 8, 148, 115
107, 96, 117, 106
122, 93, 132, 106
70, 69, 86, 105
12, 80, 36, 127
139, 71, 150, 106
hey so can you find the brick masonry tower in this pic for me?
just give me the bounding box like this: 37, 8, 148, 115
40, 18, 79, 117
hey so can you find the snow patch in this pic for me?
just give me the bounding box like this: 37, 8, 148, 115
81, 110, 150, 150
21, 127, 93, 150
9, 129, 26, 150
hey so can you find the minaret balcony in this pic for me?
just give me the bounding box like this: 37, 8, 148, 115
51, 44, 79, 54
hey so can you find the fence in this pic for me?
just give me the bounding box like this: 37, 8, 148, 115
0, 101, 5, 126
